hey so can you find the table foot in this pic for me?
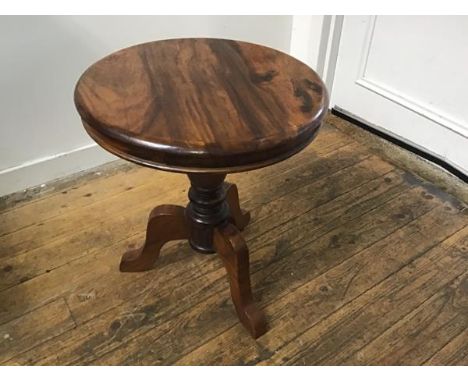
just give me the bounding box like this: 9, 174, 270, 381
120, 205, 189, 272
214, 223, 267, 339
225, 182, 251, 231
119, 177, 267, 338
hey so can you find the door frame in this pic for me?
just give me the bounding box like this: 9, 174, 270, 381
289, 15, 344, 99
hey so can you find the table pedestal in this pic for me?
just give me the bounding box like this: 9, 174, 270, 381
119, 173, 267, 339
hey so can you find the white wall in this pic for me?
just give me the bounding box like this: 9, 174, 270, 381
0, 15, 294, 196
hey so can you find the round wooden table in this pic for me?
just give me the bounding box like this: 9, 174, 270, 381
74, 38, 328, 339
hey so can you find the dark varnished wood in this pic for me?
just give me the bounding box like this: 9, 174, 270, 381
213, 223, 267, 339
74, 38, 328, 173
186, 174, 229, 254
225, 182, 251, 230
119, 180, 251, 271
119, 205, 189, 272
73, 38, 329, 339
118, 174, 265, 338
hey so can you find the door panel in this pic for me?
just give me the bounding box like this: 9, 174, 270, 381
332, 16, 468, 175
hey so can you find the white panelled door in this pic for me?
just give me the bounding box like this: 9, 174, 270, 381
331, 16, 468, 176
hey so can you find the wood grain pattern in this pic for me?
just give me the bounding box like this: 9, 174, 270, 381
224, 182, 251, 230
1, 119, 467, 365
342, 271, 468, 365
425, 328, 468, 365
0, 299, 75, 364
174, 202, 467, 366
214, 223, 267, 338
74, 38, 328, 173
119, 205, 189, 272
0, 126, 347, 318
74, 39, 328, 337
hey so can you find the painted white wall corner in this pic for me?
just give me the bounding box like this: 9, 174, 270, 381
0, 144, 116, 196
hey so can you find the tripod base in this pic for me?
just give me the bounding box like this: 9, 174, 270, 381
120, 176, 267, 339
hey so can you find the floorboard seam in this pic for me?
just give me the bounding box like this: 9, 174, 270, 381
86, 178, 418, 364
167, 201, 441, 365
0, 140, 359, 264
423, 327, 468, 365
0, 152, 384, 296
340, 270, 467, 365
0, 179, 424, 363
260, 204, 447, 364
0, 131, 348, 219
281, 225, 467, 365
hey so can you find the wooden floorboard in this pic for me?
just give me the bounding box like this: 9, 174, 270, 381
425, 328, 468, 365
0, 127, 353, 292
0, 120, 466, 365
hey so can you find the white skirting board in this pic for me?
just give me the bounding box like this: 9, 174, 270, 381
0, 144, 117, 197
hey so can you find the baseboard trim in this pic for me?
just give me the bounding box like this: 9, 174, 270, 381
331, 108, 468, 183
0, 143, 117, 196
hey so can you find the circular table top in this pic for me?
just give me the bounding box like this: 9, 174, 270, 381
74, 38, 329, 173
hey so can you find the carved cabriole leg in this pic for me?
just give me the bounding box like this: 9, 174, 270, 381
225, 182, 251, 231
213, 223, 267, 339
120, 205, 189, 272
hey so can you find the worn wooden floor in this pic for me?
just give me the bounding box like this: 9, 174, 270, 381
0, 119, 467, 365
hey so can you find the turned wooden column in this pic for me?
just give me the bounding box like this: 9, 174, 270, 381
186, 174, 229, 254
